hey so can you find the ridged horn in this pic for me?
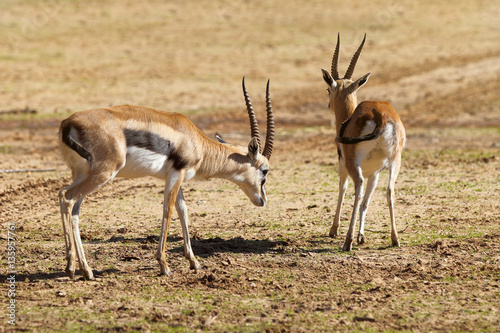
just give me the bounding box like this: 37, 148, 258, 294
344, 33, 366, 80
262, 79, 274, 160
331, 33, 340, 80
242, 76, 261, 149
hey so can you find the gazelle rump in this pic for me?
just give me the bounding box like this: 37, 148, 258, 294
58, 78, 275, 280
321, 34, 406, 251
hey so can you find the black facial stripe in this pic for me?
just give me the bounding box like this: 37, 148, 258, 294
124, 129, 188, 170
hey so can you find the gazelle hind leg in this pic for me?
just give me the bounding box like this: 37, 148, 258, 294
175, 188, 201, 271
59, 187, 77, 279
59, 167, 121, 280
387, 159, 401, 247
330, 162, 348, 237
343, 167, 363, 251
357, 173, 379, 245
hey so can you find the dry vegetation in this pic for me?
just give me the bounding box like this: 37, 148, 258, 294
1, 0, 499, 332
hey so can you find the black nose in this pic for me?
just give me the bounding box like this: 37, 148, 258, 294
258, 197, 265, 207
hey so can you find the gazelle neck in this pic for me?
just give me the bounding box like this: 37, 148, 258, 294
332, 92, 358, 135
198, 139, 250, 181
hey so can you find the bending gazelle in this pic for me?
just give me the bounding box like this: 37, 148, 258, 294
321, 34, 406, 251
58, 77, 275, 280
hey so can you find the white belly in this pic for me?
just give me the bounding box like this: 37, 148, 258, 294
116, 147, 170, 178
116, 147, 198, 181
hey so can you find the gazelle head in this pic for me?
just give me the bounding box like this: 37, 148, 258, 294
321, 34, 371, 130
224, 77, 275, 207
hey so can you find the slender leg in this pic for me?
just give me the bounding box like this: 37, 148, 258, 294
387, 158, 402, 247
175, 188, 201, 271
343, 167, 363, 251
357, 173, 379, 245
330, 161, 348, 237
70, 198, 85, 272
156, 170, 185, 275
59, 189, 77, 279
59, 169, 119, 280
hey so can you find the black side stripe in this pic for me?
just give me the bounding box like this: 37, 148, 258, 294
336, 125, 383, 144
123, 129, 188, 170
335, 117, 354, 159
61, 125, 93, 166
338, 117, 352, 139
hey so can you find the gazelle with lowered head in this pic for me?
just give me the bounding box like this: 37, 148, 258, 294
58, 77, 275, 280
321, 34, 406, 251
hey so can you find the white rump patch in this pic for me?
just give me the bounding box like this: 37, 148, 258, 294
360, 120, 376, 136
355, 123, 395, 177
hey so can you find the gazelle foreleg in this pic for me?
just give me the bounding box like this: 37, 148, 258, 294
387, 158, 402, 247
357, 172, 379, 245
175, 188, 202, 271
157, 170, 185, 275
330, 160, 348, 237
343, 167, 364, 251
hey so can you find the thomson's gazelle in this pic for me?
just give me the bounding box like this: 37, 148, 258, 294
321, 34, 406, 251
58, 78, 275, 280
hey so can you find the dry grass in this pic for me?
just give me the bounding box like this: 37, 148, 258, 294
1, 0, 499, 115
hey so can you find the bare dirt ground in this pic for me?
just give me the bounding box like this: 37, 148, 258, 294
1, 0, 499, 332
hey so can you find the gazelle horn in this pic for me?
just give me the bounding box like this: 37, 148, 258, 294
242, 77, 261, 150
331, 33, 340, 80
262, 79, 274, 160
344, 33, 366, 80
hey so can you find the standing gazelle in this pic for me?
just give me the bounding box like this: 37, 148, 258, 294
321, 34, 406, 251
58, 77, 275, 280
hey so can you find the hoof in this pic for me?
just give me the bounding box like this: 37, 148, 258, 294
391, 239, 400, 247
65, 268, 75, 280
190, 261, 202, 271
159, 267, 173, 276
329, 227, 339, 237
357, 234, 366, 245
83, 270, 95, 281
342, 240, 353, 252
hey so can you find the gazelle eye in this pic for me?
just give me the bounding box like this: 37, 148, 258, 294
262, 169, 269, 176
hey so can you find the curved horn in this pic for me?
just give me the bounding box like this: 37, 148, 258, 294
330, 33, 340, 80
262, 79, 275, 160
242, 77, 261, 149
344, 33, 366, 80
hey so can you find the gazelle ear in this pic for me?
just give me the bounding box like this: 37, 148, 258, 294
215, 133, 228, 144
321, 68, 336, 89
247, 137, 260, 160
351, 72, 371, 93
